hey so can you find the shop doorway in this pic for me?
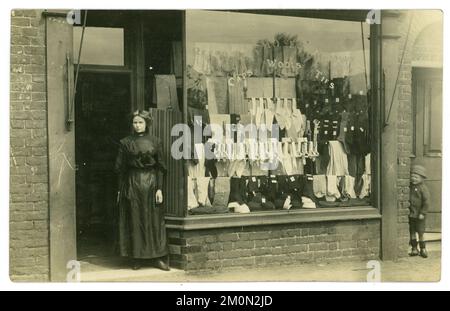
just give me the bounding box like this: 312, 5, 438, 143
412, 67, 442, 233
75, 72, 131, 262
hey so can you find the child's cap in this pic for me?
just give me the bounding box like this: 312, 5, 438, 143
411, 165, 427, 178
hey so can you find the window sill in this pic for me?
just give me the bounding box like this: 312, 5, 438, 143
165, 206, 381, 231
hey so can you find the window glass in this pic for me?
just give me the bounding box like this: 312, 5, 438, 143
185, 10, 372, 214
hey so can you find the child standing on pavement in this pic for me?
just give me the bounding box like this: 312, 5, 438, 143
409, 165, 430, 258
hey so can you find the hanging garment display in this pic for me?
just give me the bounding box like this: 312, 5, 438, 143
275, 98, 287, 130
337, 110, 350, 154
153, 75, 179, 111
283, 98, 292, 131
283, 46, 298, 77
275, 78, 296, 98
196, 176, 212, 206
206, 77, 229, 114
228, 77, 247, 115
326, 140, 349, 176
343, 175, 357, 199
205, 77, 218, 114
302, 196, 316, 209
229, 202, 251, 213
246, 78, 274, 98
313, 175, 327, 198
282, 195, 292, 210
187, 177, 199, 210
262, 44, 274, 76
193, 143, 206, 177
212, 176, 230, 208
228, 176, 247, 205
326, 175, 341, 201
255, 97, 264, 128
281, 142, 294, 175
273, 46, 284, 77
209, 114, 230, 140
359, 174, 371, 199
365, 153, 371, 175
208, 178, 216, 204
185, 39, 374, 214
302, 174, 317, 203
252, 45, 264, 77
187, 106, 210, 127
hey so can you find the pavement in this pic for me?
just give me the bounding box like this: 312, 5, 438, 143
79, 240, 441, 283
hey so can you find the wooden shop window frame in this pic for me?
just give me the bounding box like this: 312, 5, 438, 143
173, 10, 382, 225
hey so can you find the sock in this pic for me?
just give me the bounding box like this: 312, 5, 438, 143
283, 195, 292, 210
187, 177, 199, 210
344, 175, 357, 198
419, 241, 426, 250
283, 98, 292, 130
313, 175, 327, 198
275, 98, 286, 130
326, 175, 341, 199
359, 174, 371, 198
196, 177, 211, 206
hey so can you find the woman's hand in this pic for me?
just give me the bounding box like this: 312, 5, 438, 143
418, 214, 425, 220
156, 189, 163, 204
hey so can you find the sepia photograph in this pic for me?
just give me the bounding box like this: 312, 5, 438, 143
8, 7, 443, 284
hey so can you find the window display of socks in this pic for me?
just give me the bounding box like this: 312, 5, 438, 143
196, 176, 212, 207
265, 98, 275, 131
275, 98, 287, 130
326, 140, 349, 176
302, 196, 316, 208
359, 174, 371, 199
326, 175, 341, 201
343, 175, 357, 199
313, 175, 327, 198
187, 177, 199, 210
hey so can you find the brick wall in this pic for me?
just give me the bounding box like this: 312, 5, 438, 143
394, 11, 440, 257
168, 220, 380, 272
10, 9, 49, 282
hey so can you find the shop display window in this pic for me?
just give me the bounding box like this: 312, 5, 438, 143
184, 10, 373, 215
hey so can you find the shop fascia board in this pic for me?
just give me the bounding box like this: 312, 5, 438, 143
165, 207, 381, 231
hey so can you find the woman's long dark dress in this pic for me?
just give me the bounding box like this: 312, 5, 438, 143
114, 133, 168, 259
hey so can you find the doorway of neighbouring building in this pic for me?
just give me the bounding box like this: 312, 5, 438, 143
412, 67, 442, 233
75, 72, 131, 265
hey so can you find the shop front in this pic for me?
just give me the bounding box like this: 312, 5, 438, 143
12, 9, 442, 281
163, 10, 382, 271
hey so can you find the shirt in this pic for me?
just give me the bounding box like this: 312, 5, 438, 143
409, 182, 431, 219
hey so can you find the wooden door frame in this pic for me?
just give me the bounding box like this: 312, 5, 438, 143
44, 10, 142, 280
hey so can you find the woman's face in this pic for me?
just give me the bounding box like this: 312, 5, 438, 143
133, 116, 146, 134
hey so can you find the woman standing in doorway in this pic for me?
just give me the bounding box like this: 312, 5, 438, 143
115, 110, 170, 271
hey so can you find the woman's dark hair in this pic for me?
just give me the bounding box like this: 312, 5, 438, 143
131, 110, 152, 133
